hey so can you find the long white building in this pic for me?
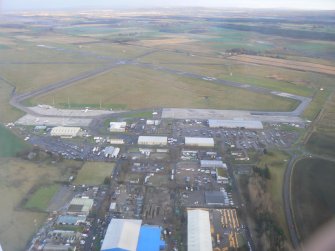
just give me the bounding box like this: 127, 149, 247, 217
50, 126, 81, 138
138, 136, 168, 146
185, 137, 214, 148
187, 209, 213, 251
208, 119, 263, 129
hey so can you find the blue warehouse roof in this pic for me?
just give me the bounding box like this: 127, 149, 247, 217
137, 225, 165, 251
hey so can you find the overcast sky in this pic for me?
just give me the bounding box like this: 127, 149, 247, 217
2, 0, 335, 11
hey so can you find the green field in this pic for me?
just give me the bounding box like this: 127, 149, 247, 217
0, 63, 104, 94
0, 124, 29, 157
24, 184, 60, 211
292, 158, 335, 241
257, 151, 290, 238
0, 80, 24, 122
0, 158, 64, 251
306, 132, 335, 158
30, 65, 299, 112
74, 162, 115, 185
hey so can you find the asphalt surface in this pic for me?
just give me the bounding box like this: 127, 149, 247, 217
283, 154, 301, 249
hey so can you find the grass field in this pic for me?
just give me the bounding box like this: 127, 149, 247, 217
30, 65, 299, 112
0, 80, 24, 122
257, 151, 290, 238
292, 158, 335, 241
306, 133, 335, 158
24, 184, 60, 211
0, 124, 29, 157
0, 158, 63, 251
0, 63, 104, 94
74, 162, 115, 185
140, 51, 316, 96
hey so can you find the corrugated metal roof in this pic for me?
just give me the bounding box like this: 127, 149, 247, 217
69, 197, 94, 213
138, 136, 167, 145
50, 126, 81, 136
137, 225, 165, 251
200, 160, 226, 168
101, 219, 142, 251
208, 119, 263, 129
187, 209, 213, 251
185, 137, 214, 147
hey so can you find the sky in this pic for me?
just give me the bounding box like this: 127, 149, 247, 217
1, 0, 335, 11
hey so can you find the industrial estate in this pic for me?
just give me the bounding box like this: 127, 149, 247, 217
0, 6, 335, 251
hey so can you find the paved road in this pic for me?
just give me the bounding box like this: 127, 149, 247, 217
283, 154, 301, 249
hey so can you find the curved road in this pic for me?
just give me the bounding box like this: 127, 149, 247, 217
283, 154, 301, 249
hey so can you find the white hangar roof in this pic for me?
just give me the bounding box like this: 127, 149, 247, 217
187, 209, 213, 251
101, 219, 142, 251
208, 119, 263, 129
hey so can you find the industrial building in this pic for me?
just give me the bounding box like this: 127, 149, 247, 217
208, 119, 263, 129
110, 122, 127, 132
68, 197, 94, 215
200, 160, 226, 169
205, 191, 229, 206
138, 136, 168, 146
185, 137, 214, 148
187, 209, 213, 251
103, 146, 120, 158
101, 219, 165, 251
50, 126, 81, 138
108, 138, 125, 145
56, 215, 86, 225
146, 120, 161, 126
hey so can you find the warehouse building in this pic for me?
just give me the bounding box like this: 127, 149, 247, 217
101, 219, 165, 251
187, 209, 213, 251
50, 126, 81, 138
68, 197, 94, 215
110, 122, 127, 132
205, 191, 229, 206
138, 136, 168, 146
108, 138, 125, 145
56, 215, 86, 225
185, 137, 214, 148
146, 120, 161, 126
103, 146, 120, 158
200, 160, 227, 169
208, 119, 263, 129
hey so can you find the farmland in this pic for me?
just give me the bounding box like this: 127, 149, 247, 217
292, 158, 335, 241
74, 162, 115, 185
0, 158, 64, 251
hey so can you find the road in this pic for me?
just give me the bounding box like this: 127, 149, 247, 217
283, 154, 301, 249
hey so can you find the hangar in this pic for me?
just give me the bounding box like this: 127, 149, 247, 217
50, 126, 81, 138
187, 209, 213, 251
138, 136, 168, 146
200, 160, 226, 169
208, 119, 263, 129
185, 137, 214, 148
100, 219, 165, 251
